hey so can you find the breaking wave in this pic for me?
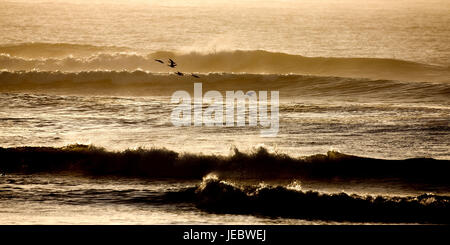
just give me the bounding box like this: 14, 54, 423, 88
1, 43, 449, 82
1, 145, 449, 184
164, 176, 450, 224
2, 145, 449, 223
1, 70, 449, 102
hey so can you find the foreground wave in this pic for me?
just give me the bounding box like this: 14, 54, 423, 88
2, 145, 449, 223
1, 145, 449, 183
163, 176, 450, 224
2, 173, 448, 224
1, 43, 449, 82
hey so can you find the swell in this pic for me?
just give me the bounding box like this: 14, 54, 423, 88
164, 177, 450, 224
1, 145, 449, 184
0, 43, 130, 59
1, 71, 449, 102
1, 43, 449, 82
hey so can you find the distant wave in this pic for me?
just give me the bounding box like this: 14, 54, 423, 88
1, 43, 449, 82
1, 145, 449, 184
0, 43, 130, 58
164, 176, 450, 224
1, 71, 449, 102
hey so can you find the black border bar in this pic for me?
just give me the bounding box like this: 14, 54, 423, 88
0, 225, 448, 244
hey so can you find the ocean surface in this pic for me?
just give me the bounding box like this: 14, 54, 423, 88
0, 0, 449, 224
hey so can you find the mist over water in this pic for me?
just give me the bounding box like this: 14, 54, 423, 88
2, 0, 449, 66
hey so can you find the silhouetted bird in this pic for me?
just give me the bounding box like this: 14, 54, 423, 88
154, 59, 164, 64
191, 73, 200, 78
175, 71, 184, 76
168, 59, 177, 68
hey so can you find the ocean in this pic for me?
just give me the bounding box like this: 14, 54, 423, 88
0, 0, 449, 224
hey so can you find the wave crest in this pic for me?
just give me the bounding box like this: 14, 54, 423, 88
1, 145, 448, 183
176, 177, 449, 223
1, 70, 449, 102
1, 43, 449, 82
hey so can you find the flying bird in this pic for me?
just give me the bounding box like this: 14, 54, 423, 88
175, 71, 184, 76
168, 59, 177, 68
154, 59, 164, 64
191, 73, 200, 78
